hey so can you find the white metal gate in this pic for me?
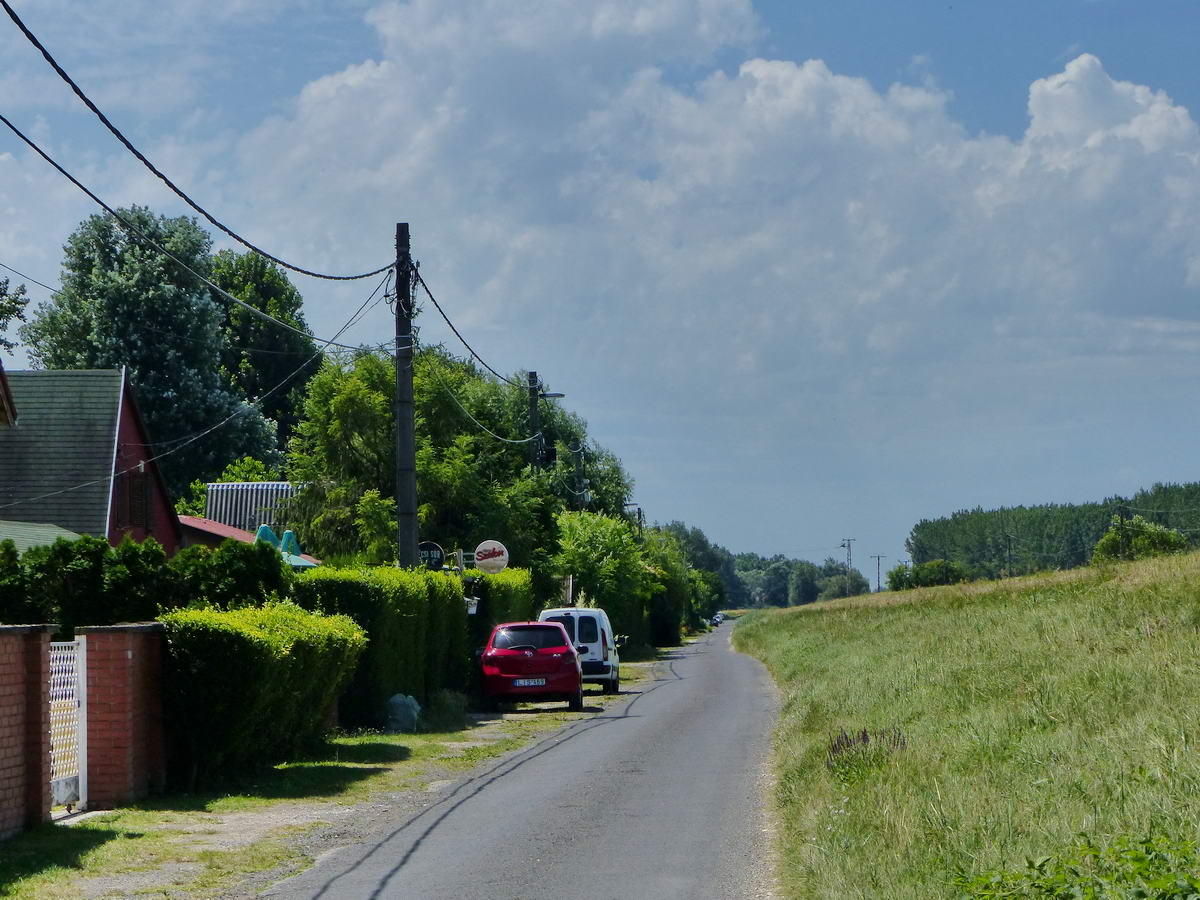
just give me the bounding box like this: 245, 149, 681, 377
48, 639, 87, 811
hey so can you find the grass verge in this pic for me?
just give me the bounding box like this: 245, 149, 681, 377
732, 552, 1200, 899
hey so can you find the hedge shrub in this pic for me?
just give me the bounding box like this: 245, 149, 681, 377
423, 570, 469, 696
160, 601, 364, 787
466, 567, 537, 644
295, 567, 445, 726
0, 535, 288, 633
168, 540, 293, 609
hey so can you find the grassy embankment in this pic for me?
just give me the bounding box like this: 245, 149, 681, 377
733, 553, 1200, 898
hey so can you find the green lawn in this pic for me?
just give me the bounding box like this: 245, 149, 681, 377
733, 554, 1200, 898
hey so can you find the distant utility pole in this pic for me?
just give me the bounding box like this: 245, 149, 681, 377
527, 371, 540, 471
839, 537, 855, 597
870, 554, 886, 592
394, 223, 418, 567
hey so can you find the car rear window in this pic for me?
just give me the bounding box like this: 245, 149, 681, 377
493, 625, 567, 650
543, 615, 576, 641
577, 616, 598, 643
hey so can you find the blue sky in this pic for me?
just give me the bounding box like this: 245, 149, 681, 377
2, 0, 1199, 575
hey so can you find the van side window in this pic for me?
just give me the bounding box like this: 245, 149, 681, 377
578, 616, 599, 643
544, 616, 576, 641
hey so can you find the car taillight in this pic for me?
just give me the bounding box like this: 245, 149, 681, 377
602, 630, 608, 660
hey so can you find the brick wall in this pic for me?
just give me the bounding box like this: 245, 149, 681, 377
77, 625, 166, 809
0, 626, 53, 840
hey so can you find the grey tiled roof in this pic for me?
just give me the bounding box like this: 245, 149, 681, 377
0, 370, 122, 536
0, 518, 82, 553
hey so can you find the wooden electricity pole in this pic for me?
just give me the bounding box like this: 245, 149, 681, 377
394, 223, 418, 567
870, 554, 886, 592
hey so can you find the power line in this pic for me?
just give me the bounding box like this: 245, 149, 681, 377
0, 258, 389, 356
418, 339, 540, 445
0, 0, 389, 283
0, 271, 391, 513
0, 111, 379, 352
141, 271, 392, 450
0, 260, 57, 294
415, 270, 523, 388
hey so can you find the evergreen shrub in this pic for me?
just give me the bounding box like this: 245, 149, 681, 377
160, 601, 364, 788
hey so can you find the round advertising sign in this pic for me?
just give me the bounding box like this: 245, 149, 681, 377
418, 540, 445, 571
473, 539, 509, 574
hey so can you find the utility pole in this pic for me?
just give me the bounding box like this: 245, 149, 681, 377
870, 554, 886, 592
572, 443, 587, 510
527, 371, 540, 471
394, 223, 418, 567
839, 537, 855, 597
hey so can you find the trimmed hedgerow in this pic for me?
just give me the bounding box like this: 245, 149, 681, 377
423, 570, 469, 695
465, 567, 537, 647
160, 601, 364, 788
167, 539, 293, 609
295, 567, 435, 727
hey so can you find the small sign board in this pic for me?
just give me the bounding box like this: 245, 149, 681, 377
418, 540, 445, 571
474, 539, 509, 574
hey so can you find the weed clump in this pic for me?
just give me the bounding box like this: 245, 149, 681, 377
955, 833, 1200, 898
826, 727, 907, 785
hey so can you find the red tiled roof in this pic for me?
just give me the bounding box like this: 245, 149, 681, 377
178, 515, 322, 564
179, 515, 255, 543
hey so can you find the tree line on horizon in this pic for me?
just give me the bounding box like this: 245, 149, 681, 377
904, 481, 1200, 579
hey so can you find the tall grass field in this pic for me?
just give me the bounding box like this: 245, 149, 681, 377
733, 554, 1200, 898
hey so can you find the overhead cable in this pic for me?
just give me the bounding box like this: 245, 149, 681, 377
0, 111, 381, 351
0, 271, 393, 513
0, 258, 389, 356
415, 271, 523, 388
0, 0, 390, 282
0, 259, 57, 294
418, 338, 541, 445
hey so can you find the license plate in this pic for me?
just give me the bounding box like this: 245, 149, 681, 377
513, 678, 546, 687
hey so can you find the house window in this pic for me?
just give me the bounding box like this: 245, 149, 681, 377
115, 469, 153, 530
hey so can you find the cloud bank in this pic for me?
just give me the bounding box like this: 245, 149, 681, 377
3, 0, 1200, 555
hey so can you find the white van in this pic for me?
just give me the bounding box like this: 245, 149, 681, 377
538, 606, 621, 693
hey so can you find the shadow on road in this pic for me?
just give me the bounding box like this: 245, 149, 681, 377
289, 645, 695, 898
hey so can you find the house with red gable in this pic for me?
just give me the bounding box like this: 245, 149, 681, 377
0, 358, 15, 427
0, 369, 181, 553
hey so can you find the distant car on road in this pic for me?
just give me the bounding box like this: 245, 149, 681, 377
480, 622, 583, 711
710, 613, 724, 626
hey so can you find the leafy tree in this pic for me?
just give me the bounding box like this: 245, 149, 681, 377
210, 250, 321, 448
554, 511, 648, 645
886, 563, 912, 591
21, 207, 277, 495
1092, 514, 1187, 563
760, 560, 792, 607
815, 557, 870, 600
641, 529, 692, 645
787, 560, 821, 606
0, 277, 28, 352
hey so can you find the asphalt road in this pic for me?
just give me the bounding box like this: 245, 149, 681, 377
264, 624, 779, 900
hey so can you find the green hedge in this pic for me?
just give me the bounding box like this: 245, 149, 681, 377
424, 570, 469, 698
160, 601, 365, 788
465, 567, 537, 647
296, 567, 480, 726
0, 535, 292, 635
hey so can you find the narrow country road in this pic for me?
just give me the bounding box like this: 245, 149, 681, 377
263, 624, 779, 900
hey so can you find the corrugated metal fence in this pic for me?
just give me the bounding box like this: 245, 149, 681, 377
204, 482, 296, 532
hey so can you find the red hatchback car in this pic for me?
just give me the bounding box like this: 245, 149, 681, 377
480, 622, 583, 711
